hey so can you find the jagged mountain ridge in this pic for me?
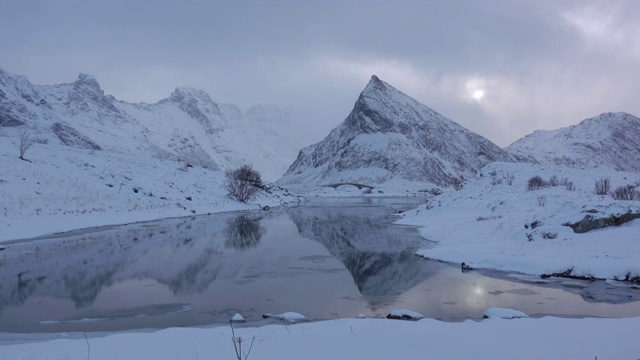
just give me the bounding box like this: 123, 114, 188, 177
279, 75, 512, 188
0, 68, 310, 181
507, 112, 640, 171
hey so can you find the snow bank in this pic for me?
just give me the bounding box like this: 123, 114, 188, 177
1, 316, 638, 359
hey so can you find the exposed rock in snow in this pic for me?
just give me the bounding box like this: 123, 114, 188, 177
483, 308, 528, 319
507, 112, 640, 171
386, 309, 425, 320
279, 75, 512, 190
565, 211, 640, 233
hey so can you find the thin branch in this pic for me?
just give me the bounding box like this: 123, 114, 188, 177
83, 331, 90, 360
243, 337, 256, 360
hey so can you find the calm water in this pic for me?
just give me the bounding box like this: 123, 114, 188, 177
1, 197, 640, 333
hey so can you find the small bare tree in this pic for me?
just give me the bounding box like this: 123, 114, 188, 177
527, 176, 545, 190
17, 129, 37, 161
225, 165, 263, 203
594, 177, 610, 195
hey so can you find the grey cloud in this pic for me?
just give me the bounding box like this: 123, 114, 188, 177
1, 0, 639, 146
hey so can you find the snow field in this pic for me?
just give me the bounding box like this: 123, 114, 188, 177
1, 316, 638, 360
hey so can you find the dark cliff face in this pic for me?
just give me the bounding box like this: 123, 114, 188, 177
280, 75, 512, 187
507, 112, 640, 171
66, 73, 123, 117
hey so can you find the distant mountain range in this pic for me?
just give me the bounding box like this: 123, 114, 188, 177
2, 68, 638, 188
0, 68, 313, 181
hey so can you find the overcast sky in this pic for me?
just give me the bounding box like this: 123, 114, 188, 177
2, 0, 639, 146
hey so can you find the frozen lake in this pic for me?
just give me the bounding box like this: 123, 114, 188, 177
1, 197, 640, 333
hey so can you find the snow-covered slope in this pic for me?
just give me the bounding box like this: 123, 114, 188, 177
507, 112, 640, 171
0, 67, 308, 181
398, 161, 640, 281
278, 75, 512, 190
0, 138, 299, 243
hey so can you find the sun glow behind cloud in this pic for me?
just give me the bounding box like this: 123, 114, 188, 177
472, 89, 485, 101
465, 78, 487, 103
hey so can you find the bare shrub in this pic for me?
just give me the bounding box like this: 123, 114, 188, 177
611, 185, 639, 201
16, 129, 37, 161
452, 177, 463, 191
505, 173, 515, 186
537, 196, 546, 207
527, 176, 546, 191
565, 181, 575, 191
225, 165, 263, 203
548, 175, 559, 187
490, 174, 503, 186
594, 178, 610, 195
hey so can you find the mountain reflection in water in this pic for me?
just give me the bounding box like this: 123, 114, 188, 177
1, 198, 639, 333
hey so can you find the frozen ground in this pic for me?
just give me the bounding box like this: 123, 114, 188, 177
399, 162, 640, 281
1, 316, 638, 359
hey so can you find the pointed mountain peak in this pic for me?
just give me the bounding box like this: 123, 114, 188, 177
345, 75, 440, 134
362, 75, 388, 95
279, 75, 511, 188
75, 73, 100, 90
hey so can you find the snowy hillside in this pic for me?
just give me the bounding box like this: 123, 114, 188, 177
0, 68, 310, 181
507, 112, 640, 171
278, 75, 512, 191
0, 138, 299, 243
398, 161, 640, 281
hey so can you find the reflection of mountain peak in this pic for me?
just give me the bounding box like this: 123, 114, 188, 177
287, 206, 435, 296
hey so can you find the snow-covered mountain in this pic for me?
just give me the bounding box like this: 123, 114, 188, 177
507, 112, 640, 171
278, 75, 512, 190
0, 67, 309, 181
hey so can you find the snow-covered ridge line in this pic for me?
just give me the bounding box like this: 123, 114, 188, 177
507, 112, 640, 171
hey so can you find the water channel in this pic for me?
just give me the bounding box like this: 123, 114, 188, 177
1, 197, 639, 333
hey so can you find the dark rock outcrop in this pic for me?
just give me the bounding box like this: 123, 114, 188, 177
565, 212, 640, 233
